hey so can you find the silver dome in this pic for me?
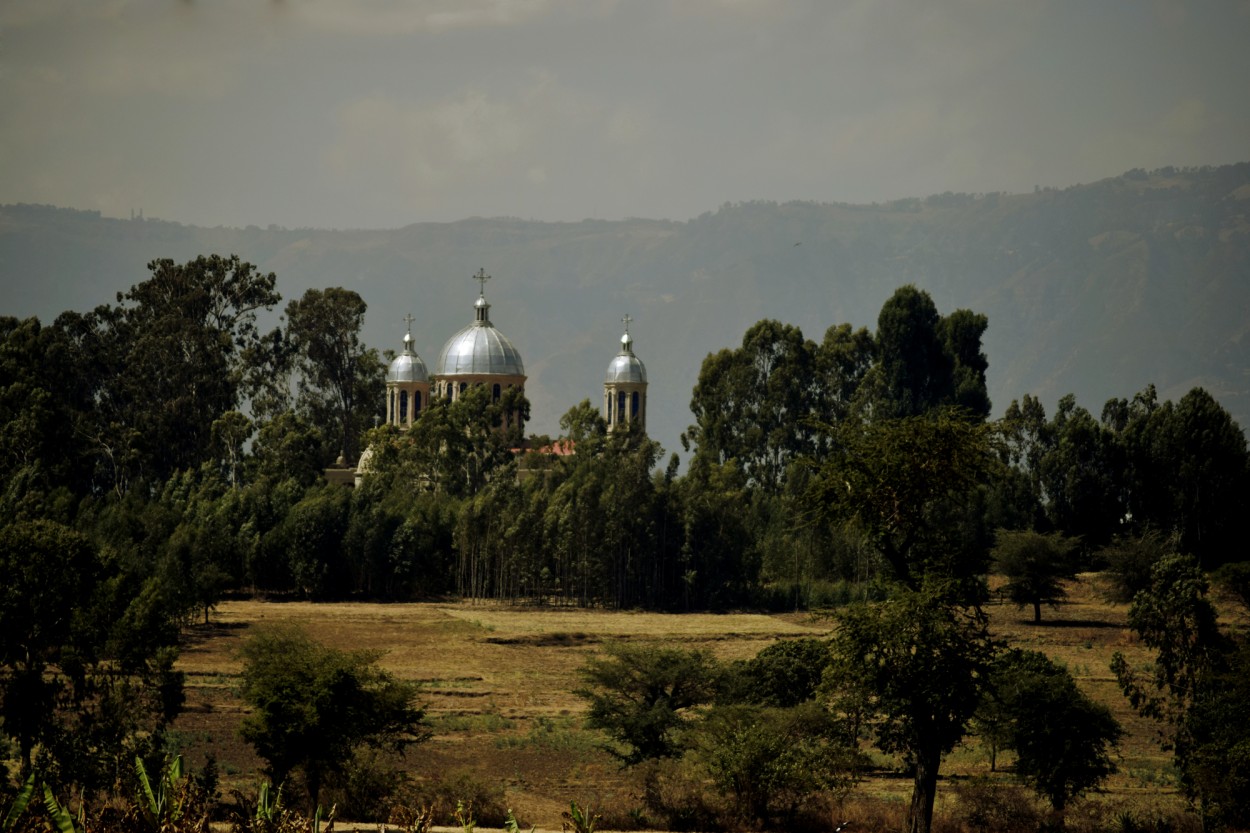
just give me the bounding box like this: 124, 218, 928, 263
606, 331, 647, 383
387, 333, 429, 383
437, 323, 525, 376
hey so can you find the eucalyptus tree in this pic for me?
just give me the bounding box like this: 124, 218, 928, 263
856, 286, 990, 421
684, 319, 820, 494
1037, 395, 1124, 549
286, 287, 384, 466
1113, 386, 1249, 567
55, 255, 282, 492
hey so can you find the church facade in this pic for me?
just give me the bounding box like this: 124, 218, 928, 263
384, 269, 647, 436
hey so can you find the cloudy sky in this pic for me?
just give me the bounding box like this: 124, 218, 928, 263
2, 0, 1248, 230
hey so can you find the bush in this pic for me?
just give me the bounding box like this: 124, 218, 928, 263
320, 750, 407, 823
392, 770, 508, 829
952, 777, 1043, 833
693, 703, 856, 827
720, 638, 832, 707
575, 641, 719, 764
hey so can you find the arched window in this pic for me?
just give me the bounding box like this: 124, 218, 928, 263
631, 391, 640, 419
399, 390, 409, 423
493, 383, 501, 401
618, 391, 627, 422
413, 391, 422, 416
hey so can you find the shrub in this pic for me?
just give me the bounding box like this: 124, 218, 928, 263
392, 771, 508, 829
952, 777, 1042, 833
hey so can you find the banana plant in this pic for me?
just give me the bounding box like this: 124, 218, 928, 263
561, 801, 599, 833
1, 773, 35, 833
254, 781, 282, 824
135, 754, 185, 830
42, 785, 82, 833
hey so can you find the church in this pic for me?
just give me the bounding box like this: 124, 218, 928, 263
382, 268, 648, 436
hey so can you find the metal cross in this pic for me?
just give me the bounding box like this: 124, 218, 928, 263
473, 268, 491, 295
622, 313, 633, 334
403, 312, 415, 335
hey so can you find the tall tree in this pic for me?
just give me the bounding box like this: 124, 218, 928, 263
1038, 395, 1124, 548
684, 320, 819, 493
65, 255, 281, 490
286, 287, 384, 465
1111, 553, 1232, 827
806, 411, 995, 592
1116, 387, 1249, 567
823, 581, 995, 833
856, 286, 990, 421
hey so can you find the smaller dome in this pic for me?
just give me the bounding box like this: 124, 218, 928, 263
387, 332, 429, 383
606, 329, 647, 383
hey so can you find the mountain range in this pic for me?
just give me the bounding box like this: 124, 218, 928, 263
3, 162, 1248, 462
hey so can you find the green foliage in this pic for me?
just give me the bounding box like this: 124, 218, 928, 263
822, 582, 996, 833
1183, 638, 1250, 830
1098, 529, 1175, 603
720, 638, 832, 707
56, 254, 282, 491
860, 285, 990, 420
981, 650, 1122, 812
134, 754, 198, 831
286, 287, 384, 466
1212, 560, 1250, 611
693, 703, 855, 826
41, 784, 82, 833
807, 410, 996, 593
237, 624, 429, 809
1, 773, 35, 833
1112, 554, 1220, 731
576, 642, 719, 765
560, 801, 599, 833
1112, 553, 1250, 828
1113, 386, 1250, 567
0, 519, 99, 769
992, 529, 1080, 622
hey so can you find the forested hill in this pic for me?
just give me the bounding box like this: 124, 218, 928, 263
3, 162, 1248, 457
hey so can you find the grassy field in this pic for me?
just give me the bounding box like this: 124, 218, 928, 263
171, 574, 1238, 830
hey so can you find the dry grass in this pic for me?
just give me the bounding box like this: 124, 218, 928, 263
170, 575, 1222, 830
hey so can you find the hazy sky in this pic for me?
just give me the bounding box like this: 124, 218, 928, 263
3, 0, 1248, 230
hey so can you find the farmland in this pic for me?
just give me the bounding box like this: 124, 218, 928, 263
171, 574, 1234, 830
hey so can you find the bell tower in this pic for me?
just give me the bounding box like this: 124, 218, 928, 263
385, 314, 431, 429
603, 315, 648, 433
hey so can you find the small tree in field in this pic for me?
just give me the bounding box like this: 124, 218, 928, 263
575, 642, 719, 765
822, 581, 996, 833
993, 529, 1079, 622
982, 649, 1122, 820
238, 625, 428, 809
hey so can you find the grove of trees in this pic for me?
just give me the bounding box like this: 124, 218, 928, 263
3, 255, 1249, 830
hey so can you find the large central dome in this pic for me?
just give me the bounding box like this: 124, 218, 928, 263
435, 286, 525, 377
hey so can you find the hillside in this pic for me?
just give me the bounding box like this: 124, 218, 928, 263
3, 163, 1248, 458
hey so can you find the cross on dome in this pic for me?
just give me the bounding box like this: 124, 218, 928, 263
403, 313, 415, 335
622, 314, 633, 334
473, 268, 491, 296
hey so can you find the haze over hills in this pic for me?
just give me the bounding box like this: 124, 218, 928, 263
3, 163, 1248, 462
